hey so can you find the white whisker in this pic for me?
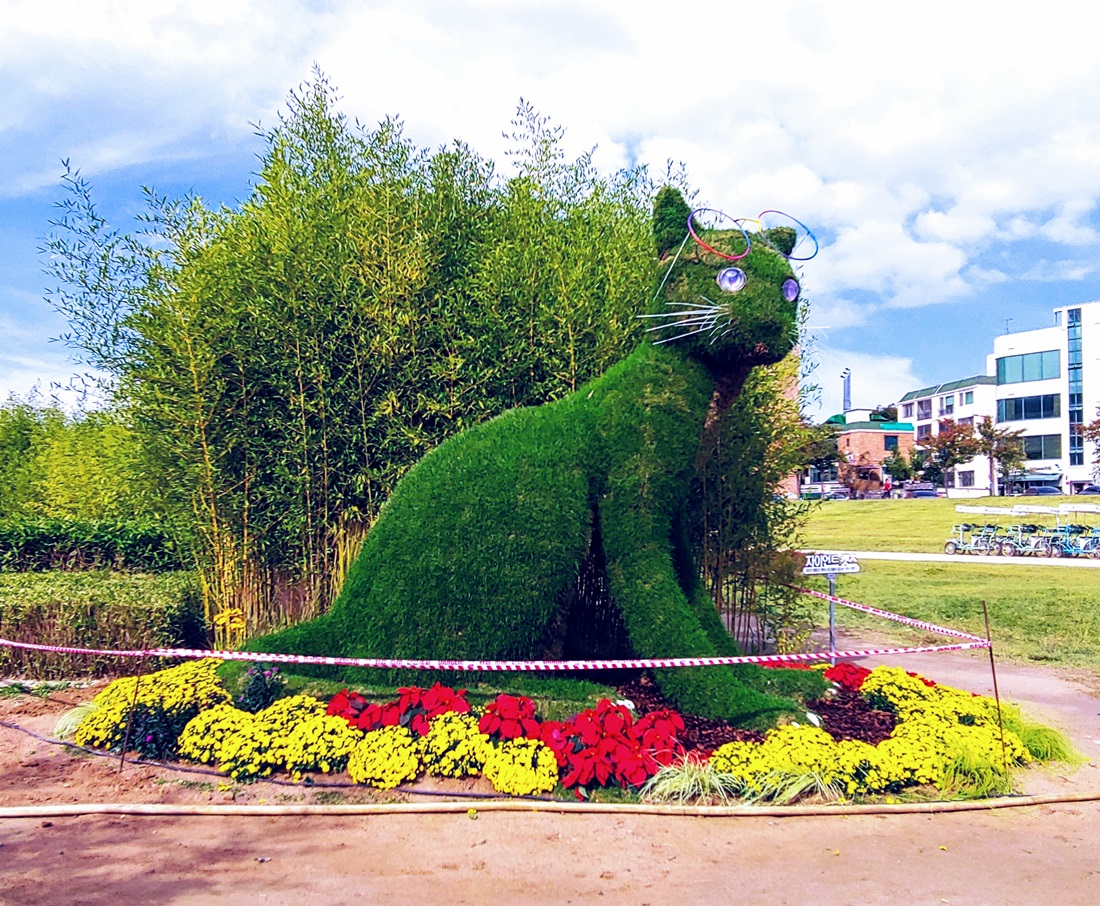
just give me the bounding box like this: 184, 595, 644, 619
652, 324, 719, 344
641, 316, 720, 328
638, 308, 718, 319
645, 316, 719, 332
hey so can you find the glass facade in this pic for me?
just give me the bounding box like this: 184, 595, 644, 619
1068, 308, 1083, 465
996, 350, 1060, 384
996, 394, 1060, 422
1024, 434, 1062, 460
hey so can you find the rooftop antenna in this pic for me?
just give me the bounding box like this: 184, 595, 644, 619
1004, 318, 1013, 334
841, 368, 851, 412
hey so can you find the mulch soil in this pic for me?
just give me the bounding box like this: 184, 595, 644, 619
617, 673, 896, 751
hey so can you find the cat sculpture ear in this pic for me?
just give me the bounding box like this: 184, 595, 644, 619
653, 186, 692, 259
763, 226, 797, 257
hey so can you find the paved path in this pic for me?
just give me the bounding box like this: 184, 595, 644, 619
810, 549, 1100, 568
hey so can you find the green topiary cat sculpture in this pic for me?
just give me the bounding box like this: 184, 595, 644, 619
247, 186, 814, 724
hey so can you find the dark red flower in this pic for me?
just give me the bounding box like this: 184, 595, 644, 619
824, 663, 872, 691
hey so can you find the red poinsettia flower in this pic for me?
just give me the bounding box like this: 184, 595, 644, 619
537, 721, 572, 766
421, 682, 471, 717
327, 689, 369, 725
824, 663, 872, 691
545, 698, 686, 790
327, 690, 351, 717
479, 694, 541, 740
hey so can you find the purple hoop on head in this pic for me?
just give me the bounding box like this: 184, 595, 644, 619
687, 208, 750, 261
757, 210, 819, 261
688, 208, 819, 262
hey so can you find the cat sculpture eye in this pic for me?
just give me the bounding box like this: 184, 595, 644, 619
716, 267, 747, 293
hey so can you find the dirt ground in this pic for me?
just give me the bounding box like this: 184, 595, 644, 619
3, 646, 1100, 905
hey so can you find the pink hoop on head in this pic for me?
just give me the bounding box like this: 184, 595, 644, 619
687, 208, 750, 261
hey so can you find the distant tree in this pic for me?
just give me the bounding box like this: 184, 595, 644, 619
918, 419, 981, 488
870, 404, 898, 421
1079, 410, 1100, 480
0, 396, 50, 517
975, 417, 1025, 496
803, 422, 839, 475
0, 395, 149, 519
882, 447, 916, 482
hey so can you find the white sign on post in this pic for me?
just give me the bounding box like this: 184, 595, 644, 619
801, 553, 861, 576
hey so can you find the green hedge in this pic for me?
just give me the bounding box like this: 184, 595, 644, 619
0, 571, 206, 678
0, 518, 185, 572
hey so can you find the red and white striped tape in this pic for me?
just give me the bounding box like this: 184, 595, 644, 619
793, 586, 989, 644
0, 587, 989, 671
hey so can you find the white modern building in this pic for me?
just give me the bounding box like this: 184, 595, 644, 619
896, 375, 997, 496
987, 301, 1100, 493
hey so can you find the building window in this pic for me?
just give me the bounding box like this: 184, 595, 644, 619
916, 399, 932, 420
1068, 308, 1083, 467
962, 390, 974, 405
902, 402, 914, 419
959, 416, 974, 427
1023, 434, 1062, 460
939, 395, 954, 416
808, 464, 839, 483
997, 394, 1060, 422
916, 424, 932, 440
957, 470, 975, 488
884, 435, 898, 452
996, 350, 1060, 384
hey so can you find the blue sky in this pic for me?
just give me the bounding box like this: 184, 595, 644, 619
5, 1, 1100, 420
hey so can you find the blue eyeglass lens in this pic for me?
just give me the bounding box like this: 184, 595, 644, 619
717, 267, 746, 293
782, 278, 799, 302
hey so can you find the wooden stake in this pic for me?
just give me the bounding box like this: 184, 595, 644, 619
118, 651, 149, 774
982, 600, 1010, 781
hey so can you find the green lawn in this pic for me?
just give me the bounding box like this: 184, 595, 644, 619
798, 496, 1095, 553
798, 555, 1100, 671
796, 499, 1100, 672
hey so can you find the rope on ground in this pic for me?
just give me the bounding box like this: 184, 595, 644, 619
2, 793, 1100, 821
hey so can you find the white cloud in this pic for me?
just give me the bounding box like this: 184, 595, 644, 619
802, 297, 871, 332
803, 344, 926, 423
1041, 199, 1100, 246
1021, 260, 1097, 283
7, 2, 1100, 398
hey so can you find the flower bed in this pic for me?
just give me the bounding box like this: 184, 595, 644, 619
68, 661, 1074, 802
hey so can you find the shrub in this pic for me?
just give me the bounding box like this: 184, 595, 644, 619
211, 695, 327, 781
419, 712, 493, 778
177, 703, 254, 764
347, 726, 422, 789
0, 571, 206, 677
0, 517, 184, 572
483, 737, 559, 796
73, 659, 229, 758
236, 663, 286, 713
284, 714, 363, 779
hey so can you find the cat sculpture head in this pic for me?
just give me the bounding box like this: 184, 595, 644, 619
645, 186, 814, 372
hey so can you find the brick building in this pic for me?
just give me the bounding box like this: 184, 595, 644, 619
830, 408, 916, 495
